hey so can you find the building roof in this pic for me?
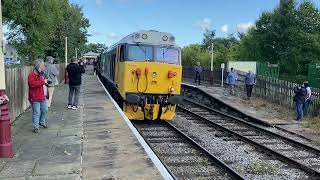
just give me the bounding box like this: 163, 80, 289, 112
83, 51, 100, 58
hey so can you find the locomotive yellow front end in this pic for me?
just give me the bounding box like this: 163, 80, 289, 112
119, 62, 182, 120
113, 31, 183, 120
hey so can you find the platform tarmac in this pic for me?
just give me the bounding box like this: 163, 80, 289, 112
0, 68, 164, 180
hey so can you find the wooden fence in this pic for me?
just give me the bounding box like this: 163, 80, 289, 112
183, 66, 320, 115
5, 64, 66, 121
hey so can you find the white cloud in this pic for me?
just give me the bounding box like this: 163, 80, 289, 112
237, 22, 255, 33
107, 32, 119, 40
196, 18, 212, 31
91, 31, 104, 36
221, 24, 229, 33
95, 0, 103, 6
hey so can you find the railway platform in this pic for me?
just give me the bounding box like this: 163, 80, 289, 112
0, 68, 166, 180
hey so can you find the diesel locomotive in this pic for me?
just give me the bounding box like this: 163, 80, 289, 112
97, 30, 182, 120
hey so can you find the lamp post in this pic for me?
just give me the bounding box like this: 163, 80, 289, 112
75, 47, 78, 61
65, 37, 68, 66
64, 37, 69, 84
208, 43, 214, 84
0, 0, 13, 158
210, 42, 213, 72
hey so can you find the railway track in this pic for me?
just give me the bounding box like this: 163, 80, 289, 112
181, 83, 317, 145
178, 99, 320, 179
132, 121, 244, 180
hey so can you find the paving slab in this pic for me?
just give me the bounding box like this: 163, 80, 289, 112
81, 71, 163, 180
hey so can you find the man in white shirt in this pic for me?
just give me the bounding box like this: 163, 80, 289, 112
303, 82, 312, 115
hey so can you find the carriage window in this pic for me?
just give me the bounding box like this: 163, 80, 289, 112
128, 45, 153, 61
156, 47, 179, 64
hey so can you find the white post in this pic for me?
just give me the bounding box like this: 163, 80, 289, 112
221, 63, 225, 87
0, 0, 5, 90
65, 37, 68, 66
210, 42, 213, 71
75, 48, 77, 61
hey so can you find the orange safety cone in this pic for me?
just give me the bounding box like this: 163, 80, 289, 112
0, 90, 13, 158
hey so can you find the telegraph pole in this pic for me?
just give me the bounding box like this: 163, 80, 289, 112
0, 0, 13, 158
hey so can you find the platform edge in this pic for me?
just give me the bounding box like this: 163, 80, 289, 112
97, 76, 174, 180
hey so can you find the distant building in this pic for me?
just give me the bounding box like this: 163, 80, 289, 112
4, 44, 20, 65
82, 51, 100, 64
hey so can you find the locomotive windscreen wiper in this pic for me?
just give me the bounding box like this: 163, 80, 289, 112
136, 43, 148, 61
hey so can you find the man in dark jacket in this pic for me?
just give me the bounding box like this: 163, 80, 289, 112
194, 62, 202, 85
66, 58, 85, 110
294, 86, 306, 122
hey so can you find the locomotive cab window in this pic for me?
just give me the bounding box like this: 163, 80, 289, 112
119, 45, 126, 62
128, 45, 153, 61
156, 47, 179, 64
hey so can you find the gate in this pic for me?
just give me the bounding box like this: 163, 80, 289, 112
256, 62, 279, 78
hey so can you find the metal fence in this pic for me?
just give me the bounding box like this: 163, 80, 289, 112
183, 66, 320, 115
5, 64, 66, 121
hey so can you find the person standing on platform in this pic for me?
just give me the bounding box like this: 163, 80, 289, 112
245, 70, 256, 100
227, 68, 238, 95
303, 81, 312, 116
294, 86, 306, 122
28, 59, 49, 133
93, 59, 97, 76
66, 57, 85, 110
194, 62, 202, 85
45, 56, 59, 109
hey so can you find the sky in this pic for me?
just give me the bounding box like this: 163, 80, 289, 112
70, 0, 320, 47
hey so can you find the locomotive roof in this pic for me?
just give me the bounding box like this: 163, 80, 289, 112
107, 30, 180, 51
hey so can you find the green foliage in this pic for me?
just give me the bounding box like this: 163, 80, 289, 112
84, 43, 107, 53
182, 34, 239, 67
3, 0, 90, 63
202, 30, 215, 49
235, 0, 320, 82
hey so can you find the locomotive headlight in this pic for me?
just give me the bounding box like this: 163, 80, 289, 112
142, 33, 148, 40
169, 86, 175, 93
134, 33, 140, 39
162, 35, 168, 41
152, 72, 157, 78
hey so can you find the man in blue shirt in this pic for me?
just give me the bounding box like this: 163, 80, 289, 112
227, 68, 238, 95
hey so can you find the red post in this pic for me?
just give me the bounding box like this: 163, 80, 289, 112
0, 89, 13, 158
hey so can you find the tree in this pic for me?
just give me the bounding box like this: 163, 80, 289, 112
3, 0, 90, 64
84, 43, 107, 53
202, 30, 215, 50
235, 0, 320, 82
182, 34, 239, 67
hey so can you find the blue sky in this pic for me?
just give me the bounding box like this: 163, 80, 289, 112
71, 0, 320, 47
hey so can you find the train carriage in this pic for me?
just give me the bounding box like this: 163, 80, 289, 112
98, 30, 182, 120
